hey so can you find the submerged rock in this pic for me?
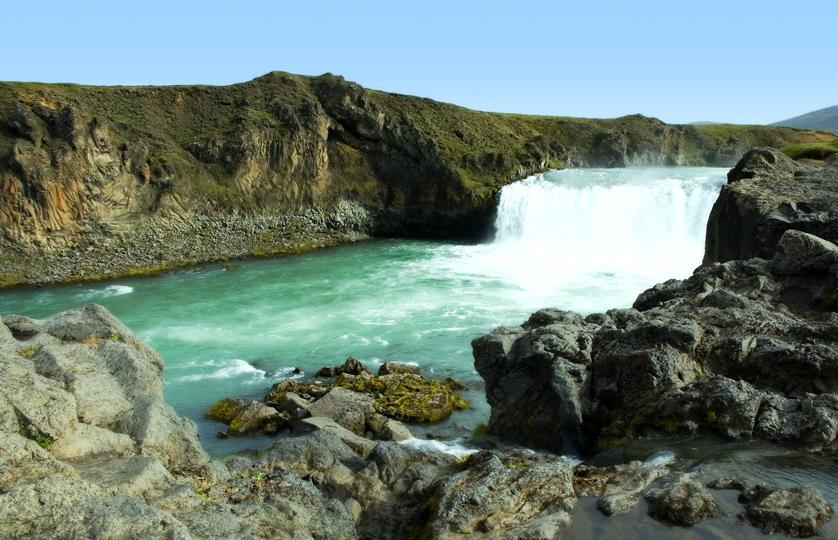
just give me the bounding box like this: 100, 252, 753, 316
596, 461, 669, 516
743, 486, 834, 537
708, 477, 834, 537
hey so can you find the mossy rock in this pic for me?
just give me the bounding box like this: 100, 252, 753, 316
335, 373, 469, 423
264, 379, 330, 404
205, 397, 248, 424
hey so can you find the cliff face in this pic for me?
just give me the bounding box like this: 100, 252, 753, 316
704, 149, 838, 263
1, 72, 832, 286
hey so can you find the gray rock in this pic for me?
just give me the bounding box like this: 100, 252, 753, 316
743, 485, 834, 537
306, 387, 375, 434
72, 455, 174, 499
116, 394, 210, 475
473, 322, 591, 454
228, 400, 282, 435
645, 474, 721, 526
773, 229, 838, 275
293, 417, 377, 457
428, 451, 576, 538
597, 461, 669, 516
377, 361, 419, 376
278, 391, 311, 420
50, 422, 135, 460
705, 148, 838, 263
365, 412, 413, 441
474, 230, 838, 456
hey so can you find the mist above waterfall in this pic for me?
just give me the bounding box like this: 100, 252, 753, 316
427, 167, 726, 312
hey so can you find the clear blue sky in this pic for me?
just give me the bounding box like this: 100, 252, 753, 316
2, 0, 835, 124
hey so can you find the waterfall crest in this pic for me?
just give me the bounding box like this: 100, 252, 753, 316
492, 168, 723, 279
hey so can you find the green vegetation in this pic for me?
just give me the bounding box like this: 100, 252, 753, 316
18, 427, 53, 451
781, 139, 838, 160
16, 345, 39, 359
335, 373, 469, 423
34, 434, 52, 451
205, 398, 247, 424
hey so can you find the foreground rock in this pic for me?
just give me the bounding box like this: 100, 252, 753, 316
474, 229, 838, 456
704, 147, 838, 263
3, 304, 833, 538
708, 477, 834, 537
0, 304, 359, 539
645, 474, 721, 526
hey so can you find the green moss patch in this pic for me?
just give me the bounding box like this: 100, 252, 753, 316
335, 373, 469, 423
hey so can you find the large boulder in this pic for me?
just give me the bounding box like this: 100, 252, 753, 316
645, 475, 721, 526
424, 451, 576, 538
704, 147, 838, 263
473, 313, 592, 454
306, 387, 375, 434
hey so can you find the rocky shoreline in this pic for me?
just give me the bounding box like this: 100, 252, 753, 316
1, 204, 372, 287
2, 304, 834, 538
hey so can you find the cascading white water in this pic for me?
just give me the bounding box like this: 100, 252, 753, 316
426, 167, 726, 313
493, 167, 723, 277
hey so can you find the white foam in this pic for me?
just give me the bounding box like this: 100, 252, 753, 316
172, 359, 266, 383
400, 438, 479, 458
643, 450, 677, 468
78, 284, 134, 300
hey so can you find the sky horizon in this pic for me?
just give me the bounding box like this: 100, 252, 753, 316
2, 0, 835, 125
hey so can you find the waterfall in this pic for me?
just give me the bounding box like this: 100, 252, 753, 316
491, 167, 724, 279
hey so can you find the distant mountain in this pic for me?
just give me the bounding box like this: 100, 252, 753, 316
689, 121, 724, 125
773, 105, 838, 133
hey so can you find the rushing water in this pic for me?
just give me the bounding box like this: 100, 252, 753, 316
0, 167, 725, 454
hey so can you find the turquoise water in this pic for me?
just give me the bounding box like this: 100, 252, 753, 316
0, 167, 726, 455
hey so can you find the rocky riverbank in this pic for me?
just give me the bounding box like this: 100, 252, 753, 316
2, 73, 834, 287
2, 304, 834, 538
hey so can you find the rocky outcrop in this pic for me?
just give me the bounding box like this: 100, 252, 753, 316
4, 303, 834, 537
704, 147, 838, 263
209, 359, 467, 439
1, 74, 830, 287
474, 229, 838, 456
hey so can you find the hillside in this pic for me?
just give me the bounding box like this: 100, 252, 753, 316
773, 105, 838, 133
1, 71, 834, 287
772, 105, 838, 133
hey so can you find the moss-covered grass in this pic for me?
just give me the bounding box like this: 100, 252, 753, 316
335, 373, 469, 423
781, 139, 838, 160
